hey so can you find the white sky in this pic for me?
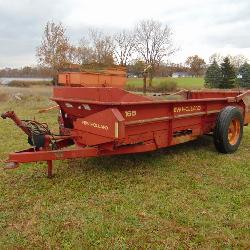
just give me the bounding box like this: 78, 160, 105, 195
0, 0, 249, 68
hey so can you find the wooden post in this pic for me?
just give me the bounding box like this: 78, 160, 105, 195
143, 65, 152, 94
143, 71, 147, 95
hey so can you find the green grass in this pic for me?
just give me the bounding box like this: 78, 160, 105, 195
127, 77, 205, 90
0, 86, 249, 249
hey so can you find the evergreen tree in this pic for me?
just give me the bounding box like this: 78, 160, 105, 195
204, 60, 222, 88
220, 57, 236, 89
238, 62, 250, 88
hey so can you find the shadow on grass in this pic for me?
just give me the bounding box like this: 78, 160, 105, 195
64, 135, 215, 175
2, 135, 218, 183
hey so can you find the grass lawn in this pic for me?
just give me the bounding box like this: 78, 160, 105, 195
0, 85, 249, 249
127, 77, 205, 90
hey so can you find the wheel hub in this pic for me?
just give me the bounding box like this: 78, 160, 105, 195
228, 119, 240, 145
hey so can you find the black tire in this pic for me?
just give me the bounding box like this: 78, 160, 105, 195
213, 106, 243, 153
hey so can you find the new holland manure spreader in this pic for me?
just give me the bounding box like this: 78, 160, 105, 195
1, 67, 250, 177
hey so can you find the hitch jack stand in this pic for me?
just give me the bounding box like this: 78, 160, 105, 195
47, 160, 53, 178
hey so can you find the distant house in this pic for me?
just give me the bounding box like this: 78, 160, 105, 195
127, 73, 138, 78
172, 72, 192, 78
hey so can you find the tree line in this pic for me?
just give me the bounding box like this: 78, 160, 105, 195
1, 54, 248, 85
35, 20, 250, 88
0, 66, 52, 78
1, 19, 249, 89
36, 20, 176, 86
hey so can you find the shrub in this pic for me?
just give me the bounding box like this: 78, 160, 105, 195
126, 79, 177, 92
126, 79, 178, 93
8, 80, 52, 87
126, 83, 140, 92
8, 81, 31, 87
155, 79, 177, 92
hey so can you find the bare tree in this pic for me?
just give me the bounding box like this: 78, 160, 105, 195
113, 30, 135, 66
70, 38, 94, 65
209, 53, 248, 70
36, 21, 71, 79
185, 55, 206, 77
134, 19, 175, 86
89, 29, 114, 65
229, 54, 248, 70
209, 53, 224, 65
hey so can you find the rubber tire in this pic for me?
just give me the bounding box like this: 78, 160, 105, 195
213, 106, 243, 154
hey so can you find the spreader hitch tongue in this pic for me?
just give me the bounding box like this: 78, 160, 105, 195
1, 112, 9, 119
1, 111, 16, 120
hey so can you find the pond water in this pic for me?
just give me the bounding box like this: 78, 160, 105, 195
0, 77, 52, 84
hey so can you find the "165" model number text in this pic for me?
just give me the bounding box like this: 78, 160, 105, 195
125, 110, 137, 117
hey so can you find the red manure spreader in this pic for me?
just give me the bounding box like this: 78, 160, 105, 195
1, 68, 250, 177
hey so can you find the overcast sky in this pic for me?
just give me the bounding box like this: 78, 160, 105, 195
0, 0, 249, 68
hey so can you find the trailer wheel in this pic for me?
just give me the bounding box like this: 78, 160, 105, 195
213, 106, 243, 153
